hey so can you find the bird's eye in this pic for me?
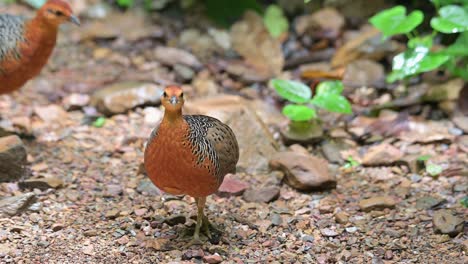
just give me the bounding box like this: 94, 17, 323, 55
163, 92, 167, 97
55, 10, 64, 16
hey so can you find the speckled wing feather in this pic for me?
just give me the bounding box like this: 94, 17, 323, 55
0, 14, 28, 75
183, 115, 239, 184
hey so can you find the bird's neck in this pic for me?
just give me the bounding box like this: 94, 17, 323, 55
163, 110, 183, 124
28, 13, 59, 41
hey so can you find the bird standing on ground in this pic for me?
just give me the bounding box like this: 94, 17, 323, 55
0, 0, 80, 95
144, 86, 239, 245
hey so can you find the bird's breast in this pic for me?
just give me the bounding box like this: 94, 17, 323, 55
144, 126, 218, 197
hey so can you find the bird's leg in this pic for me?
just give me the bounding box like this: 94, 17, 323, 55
185, 197, 204, 247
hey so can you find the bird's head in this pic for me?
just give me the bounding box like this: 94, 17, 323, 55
39, 0, 80, 27
161, 86, 185, 112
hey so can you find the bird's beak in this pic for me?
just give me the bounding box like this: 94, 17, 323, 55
69, 15, 80, 26
169, 96, 178, 105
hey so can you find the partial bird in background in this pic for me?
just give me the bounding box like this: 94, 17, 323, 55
0, 0, 80, 95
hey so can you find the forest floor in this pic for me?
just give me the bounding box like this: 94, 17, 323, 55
0, 3, 467, 264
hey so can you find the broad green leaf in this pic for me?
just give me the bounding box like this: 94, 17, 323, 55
431, 0, 468, 5
426, 163, 443, 176
387, 46, 450, 82
92, 117, 106, 128
311, 81, 351, 114
438, 32, 468, 55
344, 156, 360, 168
282, 104, 317, 121
264, 5, 289, 37
460, 196, 468, 208
408, 35, 434, 49
417, 155, 431, 161
315, 80, 344, 95
271, 79, 312, 103
431, 5, 468, 33
369, 6, 424, 37
117, 0, 134, 8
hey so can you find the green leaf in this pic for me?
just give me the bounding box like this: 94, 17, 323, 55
282, 104, 317, 121
203, 0, 262, 27
417, 155, 431, 161
387, 46, 450, 82
116, 0, 134, 8
271, 79, 312, 103
315, 80, 344, 95
264, 5, 289, 38
431, 5, 468, 33
369, 6, 424, 37
426, 163, 443, 176
344, 156, 360, 168
438, 32, 468, 55
408, 35, 434, 49
311, 81, 352, 114
460, 196, 468, 208
92, 117, 106, 128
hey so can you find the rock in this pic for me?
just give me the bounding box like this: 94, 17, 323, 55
321, 228, 340, 237
335, 212, 349, 224
452, 116, 468, 133
34, 105, 68, 123
185, 95, 278, 175
295, 8, 344, 39
423, 78, 464, 102
361, 143, 403, 166
164, 215, 186, 226
0, 135, 27, 182
117, 235, 129, 245
153, 46, 202, 69
192, 71, 219, 96
84, 230, 98, 237
90, 82, 163, 115
343, 59, 385, 89
230, 11, 284, 78
269, 151, 336, 191
203, 254, 223, 264
271, 213, 283, 226
52, 224, 64, 232
359, 196, 396, 212
321, 140, 350, 164
62, 93, 90, 111
433, 210, 464, 237
217, 174, 249, 197
105, 209, 120, 219
104, 184, 123, 197
0, 192, 36, 217
415, 196, 446, 210
280, 121, 324, 145
173, 64, 195, 81
134, 208, 147, 216
19, 177, 64, 190
243, 186, 280, 203
137, 179, 161, 196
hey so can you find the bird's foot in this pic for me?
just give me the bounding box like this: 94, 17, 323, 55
201, 215, 222, 239
184, 237, 204, 248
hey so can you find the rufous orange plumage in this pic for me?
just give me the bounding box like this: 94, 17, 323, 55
0, 0, 80, 95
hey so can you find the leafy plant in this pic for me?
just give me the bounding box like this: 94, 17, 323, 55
426, 163, 443, 176
271, 79, 352, 122
92, 117, 106, 128
460, 196, 468, 208
263, 5, 289, 38
369, 1, 468, 82
116, 0, 134, 8
344, 156, 360, 168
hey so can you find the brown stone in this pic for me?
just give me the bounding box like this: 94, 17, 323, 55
0, 135, 27, 182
